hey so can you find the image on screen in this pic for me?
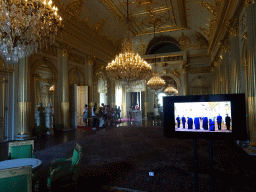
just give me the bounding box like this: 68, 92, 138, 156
174, 101, 232, 133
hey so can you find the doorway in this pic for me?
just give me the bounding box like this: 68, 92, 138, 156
127, 92, 141, 109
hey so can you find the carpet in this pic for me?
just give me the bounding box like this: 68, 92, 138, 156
33, 126, 256, 192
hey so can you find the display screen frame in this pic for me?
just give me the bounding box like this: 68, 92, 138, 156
163, 94, 247, 140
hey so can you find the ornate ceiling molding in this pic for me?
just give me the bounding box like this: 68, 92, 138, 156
206, 0, 238, 56
227, 18, 239, 37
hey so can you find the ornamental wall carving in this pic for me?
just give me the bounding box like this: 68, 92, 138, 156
40, 45, 58, 57
68, 52, 85, 65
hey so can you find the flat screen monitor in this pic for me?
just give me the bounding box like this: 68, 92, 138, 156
163, 94, 247, 140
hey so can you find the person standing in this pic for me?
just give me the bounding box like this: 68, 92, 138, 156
217, 114, 222, 130
209, 118, 215, 131
83, 104, 88, 126
188, 117, 193, 129
225, 114, 231, 130
176, 115, 180, 128
203, 117, 208, 130
117, 106, 121, 121
194, 117, 200, 129
92, 103, 97, 130
182, 115, 186, 128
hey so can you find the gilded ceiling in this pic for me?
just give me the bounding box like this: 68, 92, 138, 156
55, 0, 240, 56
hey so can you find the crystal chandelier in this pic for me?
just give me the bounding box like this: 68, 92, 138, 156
147, 19, 166, 92
106, 0, 152, 86
0, 0, 62, 60
164, 84, 178, 95
147, 71, 166, 92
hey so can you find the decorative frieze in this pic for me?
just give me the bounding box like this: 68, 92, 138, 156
189, 66, 211, 74
68, 52, 85, 65
40, 45, 58, 57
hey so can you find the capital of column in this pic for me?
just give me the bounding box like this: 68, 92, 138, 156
227, 18, 239, 38
59, 43, 70, 57
182, 61, 189, 73
87, 54, 96, 66
245, 0, 256, 8
218, 39, 230, 53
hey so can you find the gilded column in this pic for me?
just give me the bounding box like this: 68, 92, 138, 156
86, 55, 94, 116
219, 40, 230, 94
144, 85, 149, 119
58, 44, 69, 127
228, 18, 240, 93
17, 57, 31, 135
182, 61, 189, 96
122, 85, 127, 118
245, 1, 256, 144
210, 64, 216, 94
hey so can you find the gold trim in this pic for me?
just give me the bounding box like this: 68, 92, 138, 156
207, 0, 237, 56
177, 0, 188, 28
99, 0, 124, 21
137, 26, 185, 36
245, 0, 256, 8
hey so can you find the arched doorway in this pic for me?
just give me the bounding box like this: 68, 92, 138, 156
31, 59, 58, 128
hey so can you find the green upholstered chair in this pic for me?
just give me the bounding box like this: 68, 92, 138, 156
47, 143, 82, 189
0, 166, 32, 192
8, 140, 35, 160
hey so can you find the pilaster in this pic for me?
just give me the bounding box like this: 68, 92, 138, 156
245, 2, 256, 144
86, 55, 94, 116
58, 43, 70, 127
182, 61, 189, 96
228, 18, 240, 94
17, 57, 31, 135
219, 40, 230, 94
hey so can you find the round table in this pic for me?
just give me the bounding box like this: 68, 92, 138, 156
0, 158, 42, 170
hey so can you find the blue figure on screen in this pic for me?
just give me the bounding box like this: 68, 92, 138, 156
209, 118, 215, 131
194, 117, 200, 129
225, 114, 231, 130
176, 115, 180, 128
182, 115, 186, 128
188, 117, 193, 129
217, 114, 222, 130
203, 117, 208, 130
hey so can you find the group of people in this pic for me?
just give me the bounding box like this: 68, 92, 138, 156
83, 103, 121, 129
176, 114, 231, 131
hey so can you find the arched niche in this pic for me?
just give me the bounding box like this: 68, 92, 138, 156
189, 75, 210, 95
146, 36, 182, 55
30, 58, 58, 120
94, 71, 107, 105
